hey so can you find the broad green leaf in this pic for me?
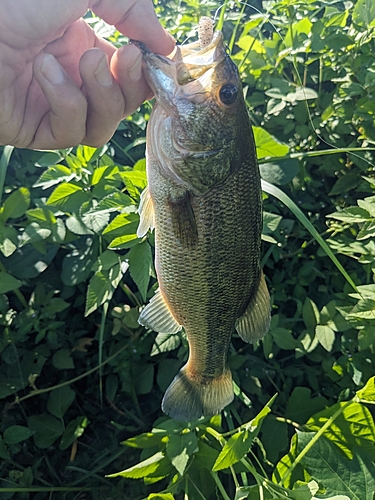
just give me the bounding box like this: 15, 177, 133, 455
46, 182, 83, 208
285, 387, 327, 425
123, 432, 165, 449
260, 417, 288, 463
108, 451, 173, 479
329, 174, 360, 196
260, 159, 299, 185
315, 324, 335, 352
35, 151, 64, 167
128, 241, 152, 301
297, 432, 375, 500
353, 0, 375, 27
81, 210, 110, 233
166, 430, 198, 475
85, 263, 125, 316
102, 213, 138, 236
358, 196, 375, 217
133, 363, 154, 394
47, 386, 76, 418
61, 238, 98, 286
357, 220, 375, 241
66, 215, 93, 235
19, 222, 51, 247
357, 376, 375, 402
212, 402, 271, 471
327, 207, 370, 223
59, 416, 88, 451
3, 425, 33, 445
307, 402, 375, 459
302, 298, 320, 330
0, 271, 22, 294
27, 414, 64, 449
88, 191, 134, 213
151, 332, 181, 356
34, 165, 73, 189
1, 187, 30, 221
52, 349, 75, 370
254, 127, 289, 159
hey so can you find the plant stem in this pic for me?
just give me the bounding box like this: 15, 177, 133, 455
279, 399, 352, 485
210, 472, 231, 500
6, 341, 130, 409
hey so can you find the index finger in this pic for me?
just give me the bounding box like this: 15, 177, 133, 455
90, 0, 175, 55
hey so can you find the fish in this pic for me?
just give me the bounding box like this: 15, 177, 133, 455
134, 17, 271, 422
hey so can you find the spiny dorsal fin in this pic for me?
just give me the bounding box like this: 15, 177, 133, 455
137, 186, 155, 238
168, 191, 198, 249
138, 288, 182, 334
235, 272, 271, 343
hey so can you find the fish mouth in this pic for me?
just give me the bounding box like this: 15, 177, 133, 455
131, 31, 227, 104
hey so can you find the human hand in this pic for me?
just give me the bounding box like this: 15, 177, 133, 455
0, 0, 175, 149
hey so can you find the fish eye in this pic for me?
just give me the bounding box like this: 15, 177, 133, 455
219, 83, 238, 105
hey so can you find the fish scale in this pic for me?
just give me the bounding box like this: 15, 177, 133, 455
135, 22, 271, 421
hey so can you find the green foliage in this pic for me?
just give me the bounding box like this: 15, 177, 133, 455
1, 0, 375, 498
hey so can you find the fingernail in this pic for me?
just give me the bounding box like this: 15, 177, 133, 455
41, 54, 64, 85
128, 54, 143, 82
94, 56, 112, 87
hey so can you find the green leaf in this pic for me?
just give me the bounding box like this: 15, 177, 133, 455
34, 165, 73, 188
19, 222, 51, 247
62, 237, 98, 286
166, 430, 198, 476
59, 416, 88, 451
3, 425, 33, 445
260, 417, 288, 463
46, 183, 83, 208
148, 494, 175, 500
151, 332, 181, 356
353, 0, 375, 27
108, 451, 173, 479
328, 174, 360, 196
0, 271, 22, 294
357, 376, 375, 402
315, 324, 335, 352
212, 402, 271, 471
27, 414, 64, 448
297, 432, 375, 500
307, 402, 375, 460
128, 241, 152, 302
285, 387, 327, 425
260, 159, 299, 185
254, 127, 289, 159
47, 386, 76, 418
123, 432, 165, 449
52, 349, 75, 370
0, 436, 10, 459
302, 298, 320, 330
85, 262, 124, 316
327, 207, 371, 223
1, 187, 30, 221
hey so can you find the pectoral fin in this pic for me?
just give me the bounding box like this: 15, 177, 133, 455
235, 272, 271, 343
137, 186, 155, 237
138, 288, 182, 334
168, 192, 198, 248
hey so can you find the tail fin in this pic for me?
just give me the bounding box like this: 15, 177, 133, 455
161, 364, 234, 421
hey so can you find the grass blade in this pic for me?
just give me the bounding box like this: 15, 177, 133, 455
261, 180, 358, 292
0, 146, 14, 204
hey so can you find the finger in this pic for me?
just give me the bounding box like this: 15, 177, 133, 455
30, 53, 87, 149
91, 0, 175, 55
79, 48, 126, 147
110, 43, 152, 118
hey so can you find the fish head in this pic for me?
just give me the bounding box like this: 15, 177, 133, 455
135, 29, 252, 192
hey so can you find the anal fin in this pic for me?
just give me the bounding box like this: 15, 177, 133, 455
137, 186, 155, 238
138, 288, 182, 334
235, 272, 271, 343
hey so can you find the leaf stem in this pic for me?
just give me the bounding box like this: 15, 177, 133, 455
210, 472, 231, 500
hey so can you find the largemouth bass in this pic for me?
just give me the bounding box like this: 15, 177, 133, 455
135, 18, 271, 421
